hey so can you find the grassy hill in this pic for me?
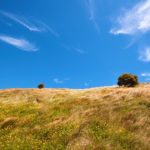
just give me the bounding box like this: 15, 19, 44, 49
0, 85, 150, 150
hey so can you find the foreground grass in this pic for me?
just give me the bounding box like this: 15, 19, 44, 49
0, 86, 150, 150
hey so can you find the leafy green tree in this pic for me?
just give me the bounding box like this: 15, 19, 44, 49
37, 83, 45, 89
117, 73, 138, 87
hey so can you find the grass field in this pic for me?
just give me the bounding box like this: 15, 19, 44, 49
0, 85, 150, 150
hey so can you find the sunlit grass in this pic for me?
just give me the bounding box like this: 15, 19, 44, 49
0, 86, 150, 149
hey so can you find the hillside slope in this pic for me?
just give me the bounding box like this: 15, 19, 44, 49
0, 85, 150, 150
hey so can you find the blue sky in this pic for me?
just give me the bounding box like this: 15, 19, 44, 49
0, 0, 150, 89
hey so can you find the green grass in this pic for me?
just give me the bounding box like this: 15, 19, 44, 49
0, 87, 150, 149
87, 120, 142, 150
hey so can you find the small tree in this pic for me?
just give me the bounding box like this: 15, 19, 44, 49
37, 83, 45, 89
117, 73, 138, 87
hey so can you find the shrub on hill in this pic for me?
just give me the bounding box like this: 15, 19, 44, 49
37, 83, 45, 89
117, 73, 138, 87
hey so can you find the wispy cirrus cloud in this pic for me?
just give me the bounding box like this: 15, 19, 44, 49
139, 47, 150, 62
53, 78, 64, 84
73, 48, 88, 54
63, 44, 88, 54
141, 72, 150, 77
0, 35, 38, 51
85, 0, 100, 32
111, 0, 150, 35
1, 11, 60, 37
84, 82, 90, 87
1, 11, 41, 32
53, 78, 69, 84
39, 22, 60, 37
141, 72, 150, 81
84, 80, 93, 87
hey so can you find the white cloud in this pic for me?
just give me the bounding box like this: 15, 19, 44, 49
53, 78, 63, 84
84, 82, 89, 87
39, 22, 60, 37
0, 35, 38, 51
53, 78, 69, 84
2, 11, 41, 32
111, 0, 150, 35
73, 48, 87, 54
141, 72, 150, 81
85, 0, 100, 32
141, 72, 150, 76
63, 44, 88, 54
139, 47, 150, 62
1, 11, 59, 37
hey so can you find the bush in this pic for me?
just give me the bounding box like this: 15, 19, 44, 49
37, 83, 45, 89
117, 73, 138, 87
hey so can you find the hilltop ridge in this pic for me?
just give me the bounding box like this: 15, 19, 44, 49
0, 84, 150, 149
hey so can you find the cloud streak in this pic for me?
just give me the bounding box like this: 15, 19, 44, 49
53, 78, 64, 84
2, 11, 41, 32
63, 44, 88, 54
85, 0, 100, 32
1, 11, 60, 37
139, 47, 150, 62
53, 78, 69, 84
84, 82, 89, 87
111, 0, 150, 35
73, 48, 88, 54
0, 35, 38, 51
141, 72, 150, 77
141, 72, 150, 81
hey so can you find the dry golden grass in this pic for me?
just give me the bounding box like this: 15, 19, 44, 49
0, 84, 150, 149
